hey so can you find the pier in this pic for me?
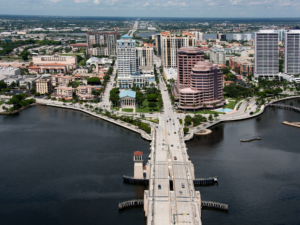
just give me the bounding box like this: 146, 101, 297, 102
201, 201, 229, 211
268, 104, 300, 113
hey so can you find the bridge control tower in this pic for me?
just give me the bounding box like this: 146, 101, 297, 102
133, 151, 144, 179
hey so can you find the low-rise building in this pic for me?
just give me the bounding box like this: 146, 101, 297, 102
76, 85, 95, 101
0, 67, 21, 76
53, 86, 73, 100
229, 56, 254, 76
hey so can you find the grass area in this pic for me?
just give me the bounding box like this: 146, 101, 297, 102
179, 119, 182, 124
237, 102, 243, 110
253, 108, 261, 115
226, 100, 237, 109
0, 101, 4, 105
0, 57, 25, 61
136, 99, 160, 113
112, 107, 120, 111
122, 108, 133, 112
244, 104, 249, 112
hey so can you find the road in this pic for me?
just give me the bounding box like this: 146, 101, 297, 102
127, 21, 138, 37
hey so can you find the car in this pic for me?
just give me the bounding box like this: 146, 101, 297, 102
158, 185, 161, 189
63, 103, 66, 106
181, 183, 185, 188
162, 143, 164, 146
173, 123, 175, 125
177, 117, 179, 119
179, 191, 182, 195
250, 111, 254, 115
174, 156, 177, 160
174, 132, 176, 134
150, 113, 153, 114
156, 125, 158, 128
171, 144, 173, 147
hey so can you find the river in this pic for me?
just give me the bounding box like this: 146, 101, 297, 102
0, 99, 299, 225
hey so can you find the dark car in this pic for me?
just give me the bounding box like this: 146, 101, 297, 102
158, 185, 161, 189
174, 156, 177, 160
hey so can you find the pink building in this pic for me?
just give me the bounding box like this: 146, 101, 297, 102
76, 85, 95, 101
50, 74, 73, 86
177, 47, 204, 90
178, 61, 225, 110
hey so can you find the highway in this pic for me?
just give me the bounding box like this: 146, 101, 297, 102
127, 20, 138, 37
146, 72, 202, 225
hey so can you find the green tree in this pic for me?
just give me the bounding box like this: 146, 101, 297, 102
148, 102, 157, 109
87, 77, 101, 85
208, 114, 214, 122
183, 127, 189, 134
214, 112, 219, 120
147, 93, 158, 102
136, 91, 145, 107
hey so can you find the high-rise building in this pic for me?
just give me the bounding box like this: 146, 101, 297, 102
190, 31, 204, 43
233, 34, 242, 41
155, 34, 161, 55
255, 30, 279, 79
276, 29, 287, 41
177, 47, 204, 90
117, 35, 154, 88
285, 30, 300, 75
136, 45, 153, 67
178, 61, 225, 110
210, 47, 226, 64
161, 31, 196, 68
217, 33, 226, 40
243, 34, 252, 41
86, 31, 120, 56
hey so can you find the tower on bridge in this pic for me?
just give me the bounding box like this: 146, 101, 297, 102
134, 151, 144, 179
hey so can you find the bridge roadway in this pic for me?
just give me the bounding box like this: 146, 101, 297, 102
146, 79, 202, 225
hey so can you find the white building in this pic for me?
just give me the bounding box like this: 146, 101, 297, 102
233, 34, 242, 41
190, 31, 204, 42
117, 35, 154, 88
255, 30, 279, 79
276, 29, 287, 41
210, 47, 226, 64
243, 34, 252, 41
285, 30, 300, 75
86, 57, 113, 67
0, 67, 21, 76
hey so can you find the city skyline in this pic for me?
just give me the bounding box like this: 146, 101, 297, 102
1, 0, 300, 18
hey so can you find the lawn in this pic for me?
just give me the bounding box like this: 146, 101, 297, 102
61, 53, 84, 56
112, 107, 120, 111
136, 99, 161, 113
226, 100, 237, 109
0, 101, 4, 105
1, 57, 25, 61
122, 108, 133, 112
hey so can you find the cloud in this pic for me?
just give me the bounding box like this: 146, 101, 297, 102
50, 0, 63, 2
143, 2, 149, 6
74, 0, 89, 3
94, 0, 100, 4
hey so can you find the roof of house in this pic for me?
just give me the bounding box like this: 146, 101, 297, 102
28, 66, 40, 69
119, 90, 136, 98
134, 151, 143, 156
121, 34, 131, 39
40, 63, 67, 67
69, 43, 88, 47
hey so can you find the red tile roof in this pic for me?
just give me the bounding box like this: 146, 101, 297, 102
134, 151, 143, 156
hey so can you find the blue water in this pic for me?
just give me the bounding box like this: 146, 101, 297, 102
218, 108, 232, 112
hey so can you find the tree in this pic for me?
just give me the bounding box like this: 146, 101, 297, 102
214, 112, 219, 120
192, 103, 196, 113
148, 102, 157, 109
34, 92, 40, 96
183, 127, 189, 134
208, 114, 214, 122
203, 103, 207, 114
136, 91, 145, 107
213, 102, 217, 108
0, 81, 7, 91
147, 93, 158, 102
87, 77, 101, 85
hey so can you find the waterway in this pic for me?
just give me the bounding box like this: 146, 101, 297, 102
0, 99, 299, 225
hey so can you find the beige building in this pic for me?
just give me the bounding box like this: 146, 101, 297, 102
136, 45, 153, 67
161, 31, 196, 68
32, 53, 77, 73
53, 86, 73, 100
36, 78, 52, 94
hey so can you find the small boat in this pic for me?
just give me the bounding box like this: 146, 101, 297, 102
240, 138, 262, 142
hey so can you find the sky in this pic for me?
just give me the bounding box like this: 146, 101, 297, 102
1, 0, 300, 18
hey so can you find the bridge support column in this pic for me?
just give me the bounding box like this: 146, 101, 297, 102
144, 190, 149, 217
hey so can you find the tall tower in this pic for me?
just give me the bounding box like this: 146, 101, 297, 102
285, 30, 300, 75
133, 151, 144, 179
255, 30, 279, 79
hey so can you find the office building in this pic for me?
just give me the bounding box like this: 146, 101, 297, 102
243, 34, 252, 41
255, 30, 279, 79
210, 47, 226, 64
86, 31, 120, 56
190, 31, 204, 42
178, 61, 224, 110
136, 45, 154, 67
218, 33, 226, 40
155, 34, 161, 55
285, 30, 300, 75
117, 35, 154, 88
161, 31, 196, 68
233, 34, 242, 41
36, 77, 52, 94
177, 47, 204, 90
276, 29, 287, 41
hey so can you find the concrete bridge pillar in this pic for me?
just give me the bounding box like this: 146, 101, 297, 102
134, 151, 144, 179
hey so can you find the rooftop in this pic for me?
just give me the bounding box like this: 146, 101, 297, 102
119, 90, 136, 99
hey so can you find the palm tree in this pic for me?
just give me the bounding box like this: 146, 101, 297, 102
203, 103, 207, 114
119, 81, 121, 88
222, 104, 226, 113
192, 103, 196, 113
213, 102, 217, 109
214, 112, 219, 121
125, 82, 128, 89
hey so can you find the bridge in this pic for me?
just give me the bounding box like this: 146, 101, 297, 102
267, 104, 300, 113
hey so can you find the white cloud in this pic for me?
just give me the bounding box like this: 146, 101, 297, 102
50, 0, 63, 2
74, 0, 89, 3
94, 0, 100, 4
143, 2, 149, 6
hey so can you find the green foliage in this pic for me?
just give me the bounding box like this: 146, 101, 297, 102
136, 91, 145, 106
147, 93, 158, 102
148, 102, 157, 108
208, 114, 214, 122
185, 115, 192, 126
183, 127, 189, 134
0, 81, 7, 91
7, 93, 36, 110
192, 114, 207, 127
87, 77, 101, 85
109, 88, 119, 106
223, 83, 252, 98
122, 108, 133, 112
